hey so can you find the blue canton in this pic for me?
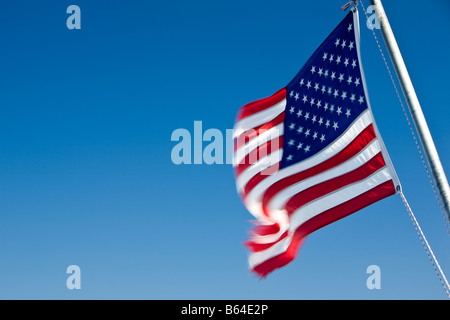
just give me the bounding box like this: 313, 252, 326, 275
280, 12, 368, 169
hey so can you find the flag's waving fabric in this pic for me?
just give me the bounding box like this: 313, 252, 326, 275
233, 10, 401, 278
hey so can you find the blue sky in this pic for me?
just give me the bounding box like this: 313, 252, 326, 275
0, 0, 449, 299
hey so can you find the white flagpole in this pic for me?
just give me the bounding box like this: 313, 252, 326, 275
368, 0, 450, 223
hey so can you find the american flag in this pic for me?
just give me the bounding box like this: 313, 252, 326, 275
233, 10, 401, 277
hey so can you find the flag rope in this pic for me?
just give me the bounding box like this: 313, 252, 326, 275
358, 0, 450, 299
359, 0, 450, 235
399, 192, 450, 299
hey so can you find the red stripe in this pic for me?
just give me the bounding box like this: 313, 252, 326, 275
251, 223, 280, 236
245, 230, 289, 253
234, 112, 285, 151
236, 88, 286, 121
234, 137, 283, 177
247, 153, 386, 254
240, 162, 280, 198
261, 124, 376, 216
285, 152, 386, 216
251, 180, 396, 278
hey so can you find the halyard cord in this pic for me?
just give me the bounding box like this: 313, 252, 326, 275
359, 0, 450, 235
357, 1, 450, 299
400, 192, 450, 299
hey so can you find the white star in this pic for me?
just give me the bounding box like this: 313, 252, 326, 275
348, 23, 353, 32
296, 142, 303, 150
287, 155, 293, 161
336, 56, 341, 65
325, 120, 331, 128
306, 81, 312, 89
350, 94, 356, 102
314, 83, 320, 91
338, 74, 345, 82
299, 78, 305, 87
312, 132, 318, 140
355, 78, 361, 87
333, 89, 339, 98
304, 145, 311, 153
311, 66, 316, 74
346, 109, 351, 118
337, 106, 342, 115
358, 96, 365, 104
335, 39, 340, 47
316, 100, 322, 108
297, 126, 304, 134
352, 59, 357, 69
305, 129, 311, 137
349, 41, 354, 50
331, 72, 336, 80
347, 76, 353, 85
318, 68, 323, 77
289, 123, 296, 130
294, 93, 299, 101
304, 112, 310, 120
322, 52, 328, 61
320, 134, 326, 143
288, 139, 295, 147
311, 115, 317, 124
330, 105, 335, 112
310, 98, 315, 106
321, 85, 326, 94
341, 40, 347, 49
289, 91, 294, 97
333, 122, 339, 130
329, 54, 334, 63
324, 103, 329, 111
296, 109, 303, 117
327, 87, 332, 95
341, 91, 347, 100
289, 106, 295, 114
324, 70, 329, 78
344, 58, 349, 67
318, 117, 324, 126
302, 95, 308, 103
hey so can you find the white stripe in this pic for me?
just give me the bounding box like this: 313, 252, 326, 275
249, 226, 287, 245
290, 168, 392, 228
248, 168, 392, 269
267, 140, 382, 212
243, 196, 269, 221
233, 124, 283, 167
236, 149, 283, 193
248, 233, 293, 270
233, 99, 286, 138
353, 9, 401, 191
249, 212, 289, 244
244, 110, 373, 211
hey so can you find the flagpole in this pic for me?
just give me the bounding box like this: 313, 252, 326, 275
367, 0, 450, 223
